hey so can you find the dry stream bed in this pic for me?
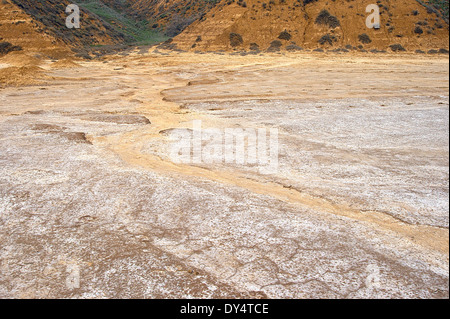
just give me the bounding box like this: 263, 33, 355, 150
0, 51, 448, 298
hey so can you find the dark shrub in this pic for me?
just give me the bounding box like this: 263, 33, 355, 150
267, 40, 283, 52
358, 34, 372, 44
390, 44, 406, 52
286, 43, 303, 52
249, 43, 260, 51
230, 33, 244, 47
318, 34, 336, 46
414, 26, 424, 34
278, 30, 292, 41
315, 10, 340, 29
0, 42, 22, 56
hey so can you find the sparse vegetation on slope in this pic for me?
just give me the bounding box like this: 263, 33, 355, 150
2, 0, 449, 56
172, 0, 449, 52
7, 0, 169, 48
122, 0, 221, 37
78, 0, 168, 45
9, 0, 129, 46
423, 0, 449, 23
0, 0, 72, 59
0, 41, 22, 56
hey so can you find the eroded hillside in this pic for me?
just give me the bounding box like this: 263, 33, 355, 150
172, 0, 449, 52
2, 0, 448, 56
9, 0, 130, 47
0, 0, 70, 58
119, 0, 221, 36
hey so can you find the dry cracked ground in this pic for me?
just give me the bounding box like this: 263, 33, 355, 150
0, 51, 448, 298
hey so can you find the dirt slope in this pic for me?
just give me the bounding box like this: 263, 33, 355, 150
9, 0, 130, 47
172, 0, 449, 52
0, 0, 128, 85
1, 0, 148, 64
118, 0, 221, 36
0, 0, 71, 59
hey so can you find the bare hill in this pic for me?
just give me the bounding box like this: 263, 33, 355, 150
172, 0, 449, 52
9, 0, 130, 47
0, 0, 167, 60
0, 0, 71, 59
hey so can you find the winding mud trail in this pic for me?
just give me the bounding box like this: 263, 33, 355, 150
103, 53, 449, 253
